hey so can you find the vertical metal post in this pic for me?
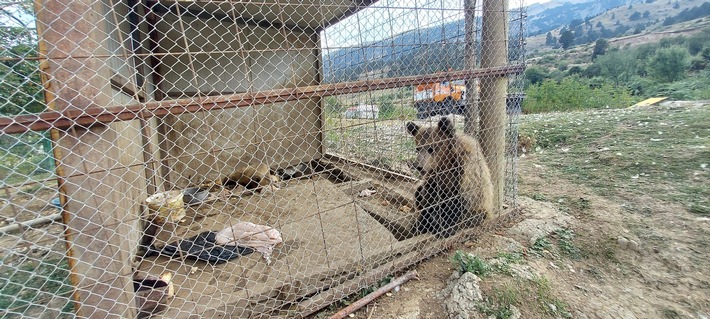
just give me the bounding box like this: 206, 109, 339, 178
479, 0, 508, 215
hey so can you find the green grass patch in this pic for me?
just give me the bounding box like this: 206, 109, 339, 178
485, 276, 571, 318
519, 104, 710, 209
662, 308, 681, 318
689, 204, 710, 216
0, 257, 73, 316
529, 229, 581, 260
451, 251, 491, 277
530, 237, 553, 257
478, 284, 520, 319
554, 229, 582, 259
491, 251, 525, 275
496, 251, 524, 264
531, 276, 572, 318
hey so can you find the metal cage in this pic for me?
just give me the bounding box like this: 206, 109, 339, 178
0, 0, 525, 317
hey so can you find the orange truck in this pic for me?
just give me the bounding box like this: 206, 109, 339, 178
413, 80, 467, 119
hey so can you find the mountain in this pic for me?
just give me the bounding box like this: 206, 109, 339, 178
322, 0, 708, 83
527, 0, 629, 35
322, 19, 471, 83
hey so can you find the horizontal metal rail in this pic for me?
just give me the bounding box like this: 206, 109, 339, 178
0, 64, 524, 134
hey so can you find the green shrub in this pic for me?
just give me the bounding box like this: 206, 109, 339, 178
451, 251, 491, 276
647, 46, 690, 83
522, 76, 637, 113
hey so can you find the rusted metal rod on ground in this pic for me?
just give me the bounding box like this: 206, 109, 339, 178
328, 270, 419, 319
0, 213, 61, 234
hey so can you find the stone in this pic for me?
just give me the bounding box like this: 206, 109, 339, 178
440, 272, 483, 319
617, 237, 629, 249
628, 240, 639, 252
509, 305, 522, 319
548, 303, 557, 313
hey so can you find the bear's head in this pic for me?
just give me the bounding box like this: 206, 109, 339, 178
406, 117, 458, 175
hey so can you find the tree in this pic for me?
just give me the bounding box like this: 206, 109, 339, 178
596, 21, 604, 28
592, 39, 609, 60
545, 32, 557, 46
634, 25, 646, 34
524, 66, 549, 87
702, 47, 710, 60
647, 46, 690, 82
614, 25, 631, 36
629, 11, 642, 21
635, 43, 660, 75
643, 11, 651, 18
569, 19, 584, 28
690, 56, 707, 71
587, 30, 600, 42
559, 29, 575, 49
1, 27, 45, 116
567, 65, 583, 75
673, 1, 680, 9
595, 50, 639, 84
659, 37, 674, 48
687, 34, 705, 55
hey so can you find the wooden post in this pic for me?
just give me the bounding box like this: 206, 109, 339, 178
479, 0, 508, 216
463, 0, 478, 136
34, 0, 141, 317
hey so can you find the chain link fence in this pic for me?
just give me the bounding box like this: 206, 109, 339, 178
0, 0, 525, 317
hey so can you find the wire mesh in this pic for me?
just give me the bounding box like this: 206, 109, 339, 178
0, 0, 525, 317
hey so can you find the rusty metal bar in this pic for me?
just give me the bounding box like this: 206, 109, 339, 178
328, 270, 419, 319
0, 64, 524, 135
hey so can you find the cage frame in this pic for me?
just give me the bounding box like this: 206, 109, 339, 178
0, 0, 525, 317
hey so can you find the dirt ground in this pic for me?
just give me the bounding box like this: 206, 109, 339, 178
316, 139, 710, 318
2, 103, 708, 318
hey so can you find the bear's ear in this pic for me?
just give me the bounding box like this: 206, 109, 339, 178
406, 122, 419, 136
438, 117, 455, 138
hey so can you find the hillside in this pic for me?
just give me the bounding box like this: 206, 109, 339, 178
527, 0, 629, 35
324, 0, 708, 83
528, 0, 709, 52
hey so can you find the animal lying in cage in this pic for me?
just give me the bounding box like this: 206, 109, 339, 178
406, 117, 494, 238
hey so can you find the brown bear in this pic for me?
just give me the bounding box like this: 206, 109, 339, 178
406, 117, 494, 238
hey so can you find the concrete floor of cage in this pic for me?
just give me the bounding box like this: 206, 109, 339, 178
136, 164, 431, 318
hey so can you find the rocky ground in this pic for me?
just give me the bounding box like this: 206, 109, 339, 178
316, 102, 710, 319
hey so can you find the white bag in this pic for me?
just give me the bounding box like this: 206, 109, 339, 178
215, 222, 283, 264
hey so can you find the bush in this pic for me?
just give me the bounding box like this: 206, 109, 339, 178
627, 76, 655, 96
629, 11, 641, 21
324, 96, 343, 115
524, 66, 550, 87
690, 56, 707, 71
647, 45, 690, 83
567, 66, 583, 75
522, 76, 637, 113
593, 50, 639, 84
451, 251, 491, 276
644, 74, 710, 100
0, 131, 54, 184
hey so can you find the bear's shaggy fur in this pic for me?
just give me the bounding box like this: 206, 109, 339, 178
406, 117, 494, 238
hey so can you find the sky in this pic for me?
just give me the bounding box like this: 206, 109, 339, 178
2, 0, 560, 49
524, 0, 555, 6
323, 0, 560, 49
